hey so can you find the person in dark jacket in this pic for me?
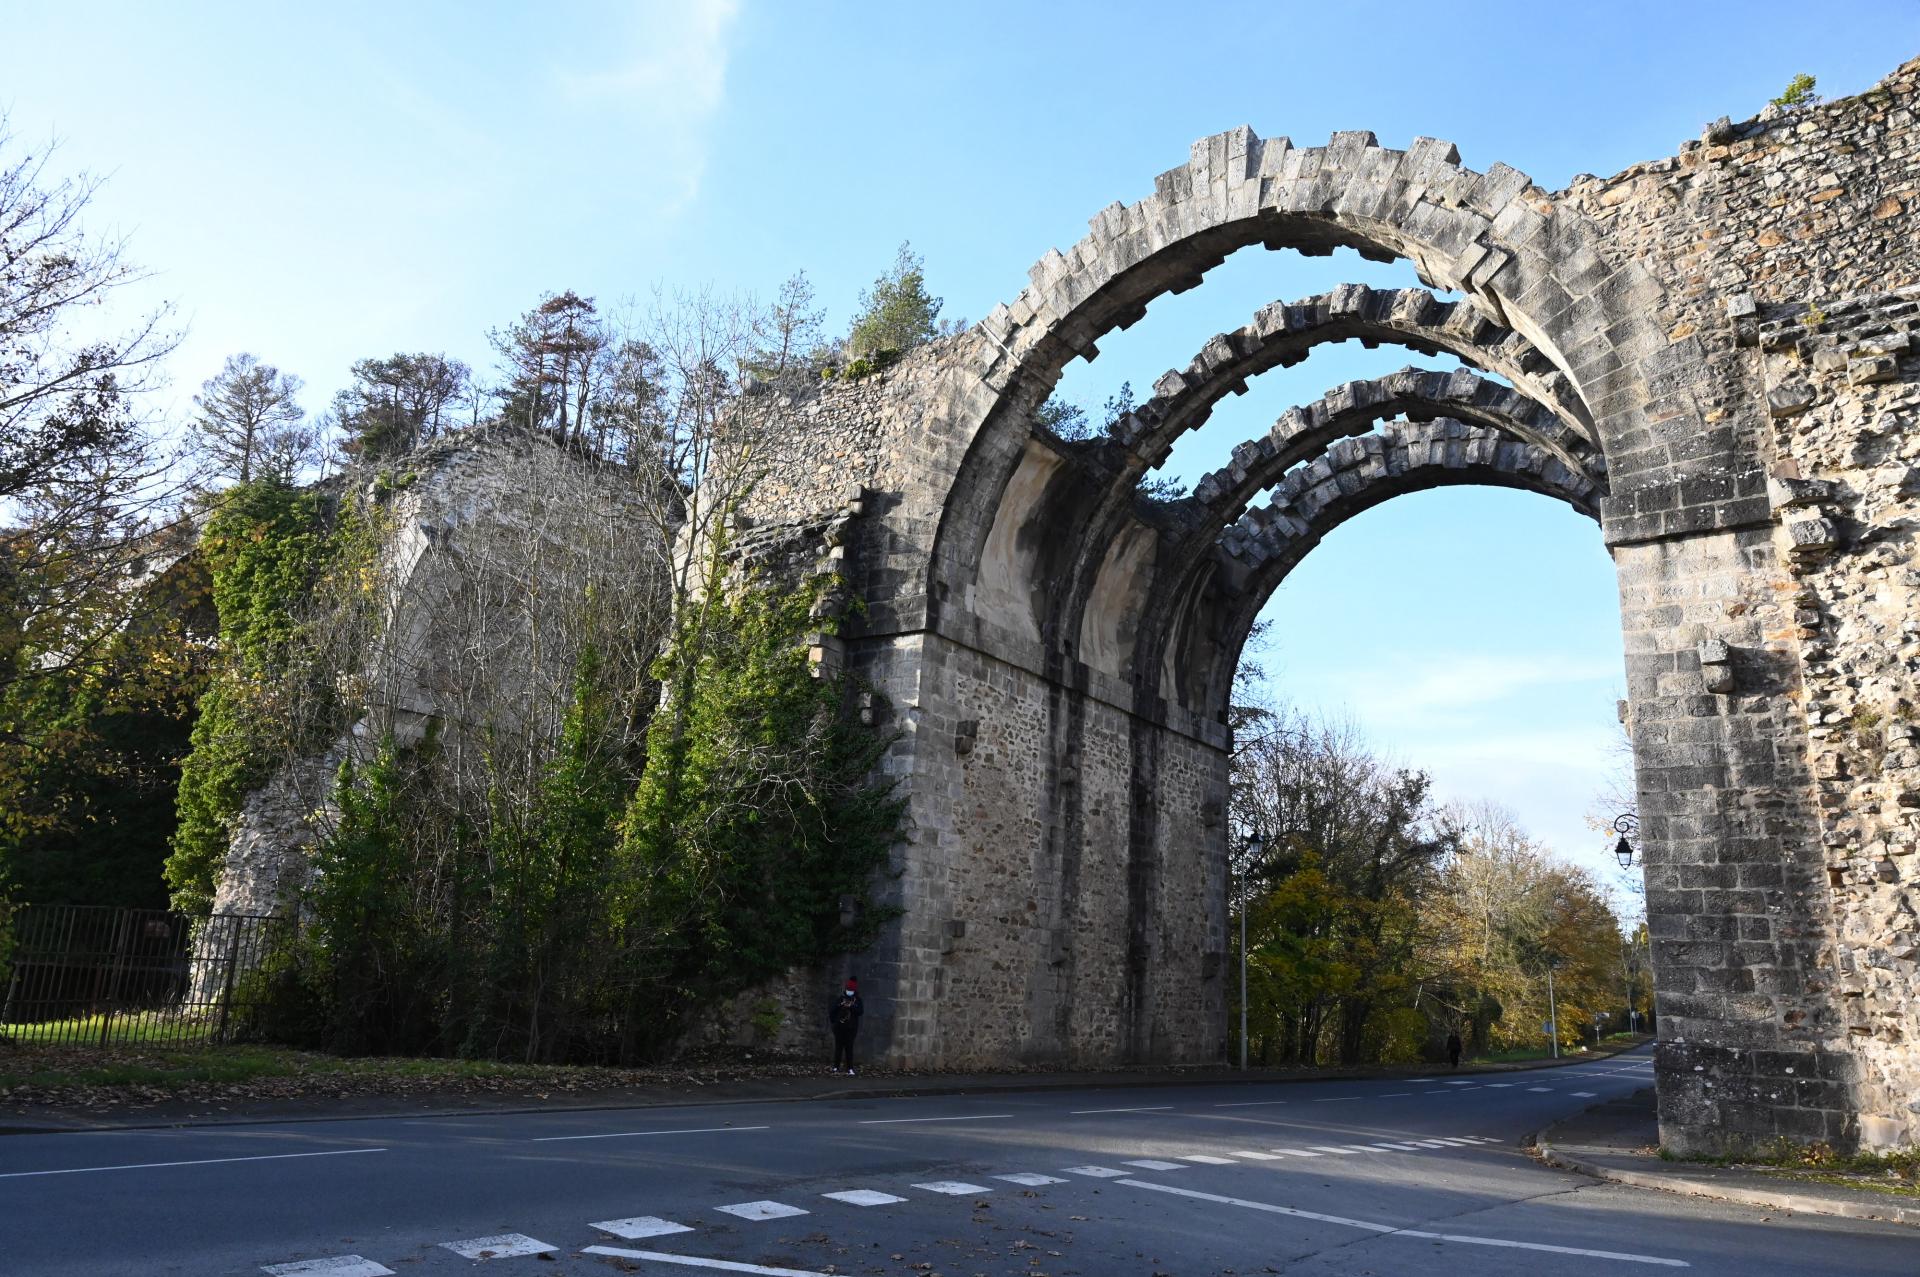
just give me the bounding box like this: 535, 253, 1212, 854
829, 978, 863, 1075
1446, 1030, 1464, 1068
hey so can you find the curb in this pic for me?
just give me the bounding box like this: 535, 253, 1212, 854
1535, 1138, 1920, 1228
1, 1039, 1653, 1135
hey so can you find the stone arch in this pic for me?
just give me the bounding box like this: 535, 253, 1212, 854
1068, 368, 1600, 686
932, 125, 1726, 631
1184, 365, 1599, 522
1107, 283, 1594, 473
1163, 419, 1603, 719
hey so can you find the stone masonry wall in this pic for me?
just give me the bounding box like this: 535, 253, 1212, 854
1561, 59, 1920, 1149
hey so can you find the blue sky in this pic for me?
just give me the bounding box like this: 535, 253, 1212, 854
5, 3, 1914, 881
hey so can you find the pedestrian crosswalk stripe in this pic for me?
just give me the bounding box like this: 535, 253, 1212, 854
1572, 1091, 1597, 1097
1273, 1148, 1322, 1157
263, 1259, 395, 1277
1062, 1165, 1128, 1177
1122, 1159, 1187, 1171
823, 1189, 908, 1206
1179, 1154, 1237, 1164
995, 1172, 1067, 1185
592, 1216, 694, 1240
717, 1200, 809, 1221
440, 1234, 557, 1261
1528, 1087, 1553, 1093
1308, 1146, 1355, 1155
1229, 1150, 1284, 1160
913, 1180, 991, 1194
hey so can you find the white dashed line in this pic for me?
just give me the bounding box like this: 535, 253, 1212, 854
1072, 1104, 1175, 1114
995, 1172, 1067, 1186
592, 1216, 695, 1239
716, 1200, 809, 1221
1229, 1150, 1285, 1160
1308, 1146, 1356, 1155
1527, 1087, 1553, 1093
4, 1147, 385, 1179
1116, 1180, 1688, 1266
1062, 1165, 1128, 1177
1273, 1148, 1323, 1157
1122, 1159, 1188, 1171
584, 1247, 832, 1276
533, 1124, 770, 1143
1212, 1099, 1289, 1108
823, 1189, 908, 1206
859, 1113, 1014, 1125
1445, 1080, 1476, 1086
913, 1180, 991, 1195
1179, 1154, 1237, 1164
440, 1234, 557, 1261
263, 1259, 394, 1277
1572, 1091, 1598, 1097
1312, 1095, 1362, 1102
1379, 1092, 1412, 1097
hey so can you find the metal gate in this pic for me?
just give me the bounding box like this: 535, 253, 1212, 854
1, 905, 292, 1048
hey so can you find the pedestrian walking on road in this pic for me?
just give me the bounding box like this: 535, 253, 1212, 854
830, 978, 863, 1075
1446, 1030, 1463, 1069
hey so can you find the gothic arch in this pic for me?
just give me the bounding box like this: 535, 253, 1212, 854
930, 125, 1718, 634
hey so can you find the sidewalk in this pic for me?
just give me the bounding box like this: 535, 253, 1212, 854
0, 1035, 1651, 1135
1535, 1088, 1920, 1228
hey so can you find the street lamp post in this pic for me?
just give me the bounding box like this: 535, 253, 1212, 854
1547, 961, 1560, 1060
1239, 830, 1265, 1071
1612, 812, 1639, 869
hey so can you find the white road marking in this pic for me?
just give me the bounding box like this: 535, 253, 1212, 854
1072, 1104, 1175, 1114
1273, 1148, 1323, 1157
1179, 1154, 1237, 1165
859, 1113, 1014, 1125
1407, 1078, 1437, 1082
1336, 1145, 1378, 1153
716, 1200, 809, 1221
1527, 1087, 1553, 1093
533, 1124, 769, 1143
1376, 1143, 1424, 1151
1312, 1095, 1361, 1102
584, 1247, 831, 1276
995, 1172, 1067, 1186
1424, 1088, 1454, 1094
1229, 1150, 1284, 1160
1411, 1140, 1452, 1148
1062, 1165, 1128, 1177
1484, 1083, 1515, 1088
1122, 1159, 1188, 1170
1, 1147, 385, 1179
440, 1234, 556, 1261
592, 1216, 694, 1239
1431, 1138, 1478, 1146
1212, 1099, 1289, 1107
1116, 1180, 1688, 1266
1445, 1080, 1476, 1086
262, 1259, 394, 1277
1379, 1092, 1412, 1098
1572, 1091, 1598, 1097
913, 1180, 991, 1195
1308, 1146, 1356, 1155
823, 1189, 907, 1206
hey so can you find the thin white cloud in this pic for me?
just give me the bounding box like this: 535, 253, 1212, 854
557, 0, 741, 213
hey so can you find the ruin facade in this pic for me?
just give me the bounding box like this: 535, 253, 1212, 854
737, 59, 1920, 1154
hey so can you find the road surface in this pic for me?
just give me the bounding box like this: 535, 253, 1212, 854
1, 1047, 1913, 1275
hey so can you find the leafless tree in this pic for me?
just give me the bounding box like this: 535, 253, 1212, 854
192, 354, 306, 486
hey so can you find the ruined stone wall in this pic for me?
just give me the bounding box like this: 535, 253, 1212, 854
1561, 58, 1920, 1150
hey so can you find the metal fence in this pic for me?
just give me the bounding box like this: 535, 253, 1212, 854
1, 904, 293, 1048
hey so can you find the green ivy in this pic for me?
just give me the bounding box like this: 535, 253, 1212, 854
617, 554, 903, 1053
165, 482, 361, 914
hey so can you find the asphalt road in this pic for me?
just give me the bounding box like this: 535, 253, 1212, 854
1, 1047, 1914, 1276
